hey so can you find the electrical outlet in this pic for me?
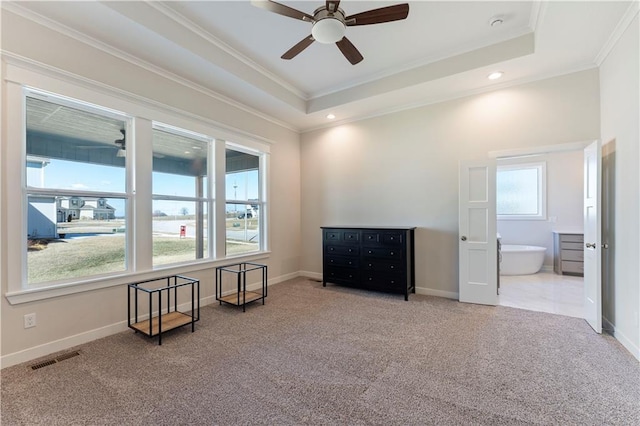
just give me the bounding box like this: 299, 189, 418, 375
24, 313, 36, 329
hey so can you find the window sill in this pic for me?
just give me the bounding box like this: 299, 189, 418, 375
5, 251, 271, 305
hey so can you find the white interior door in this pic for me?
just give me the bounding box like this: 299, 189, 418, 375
459, 160, 497, 305
584, 140, 602, 333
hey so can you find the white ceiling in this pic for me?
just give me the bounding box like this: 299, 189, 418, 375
6, 1, 634, 132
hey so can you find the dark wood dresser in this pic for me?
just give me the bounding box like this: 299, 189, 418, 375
321, 226, 416, 301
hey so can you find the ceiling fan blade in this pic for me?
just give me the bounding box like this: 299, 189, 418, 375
251, 0, 313, 22
345, 4, 409, 26
326, 1, 341, 13
336, 37, 363, 65
281, 35, 315, 60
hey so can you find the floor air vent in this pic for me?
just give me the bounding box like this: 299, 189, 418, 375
30, 351, 81, 370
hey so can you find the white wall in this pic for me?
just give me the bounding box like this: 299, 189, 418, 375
301, 69, 601, 300
1, 10, 301, 366
497, 150, 584, 269
599, 13, 639, 359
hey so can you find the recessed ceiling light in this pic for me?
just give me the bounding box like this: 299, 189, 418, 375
488, 71, 504, 80
326, 114, 336, 119
184, 151, 190, 154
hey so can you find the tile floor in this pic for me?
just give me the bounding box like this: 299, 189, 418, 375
498, 272, 584, 318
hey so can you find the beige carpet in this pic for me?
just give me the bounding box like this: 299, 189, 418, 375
2, 277, 639, 425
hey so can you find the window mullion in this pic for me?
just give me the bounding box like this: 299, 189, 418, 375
132, 117, 153, 272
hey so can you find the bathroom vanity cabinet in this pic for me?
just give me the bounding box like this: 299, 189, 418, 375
321, 226, 416, 301
553, 231, 584, 276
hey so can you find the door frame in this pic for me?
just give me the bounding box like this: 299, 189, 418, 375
487, 140, 600, 325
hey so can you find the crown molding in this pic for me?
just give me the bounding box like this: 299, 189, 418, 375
148, 1, 308, 100
302, 63, 598, 134
1, 2, 298, 134
529, 0, 546, 33
595, 1, 639, 66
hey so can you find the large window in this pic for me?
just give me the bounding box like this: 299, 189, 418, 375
17, 87, 268, 293
25, 92, 130, 285
152, 125, 211, 266
497, 162, 547, 220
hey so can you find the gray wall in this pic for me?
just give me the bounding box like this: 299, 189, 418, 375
599, 14, 640, 359
301, 70, 601, 300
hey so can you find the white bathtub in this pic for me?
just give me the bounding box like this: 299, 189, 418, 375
500, 244, 546, 276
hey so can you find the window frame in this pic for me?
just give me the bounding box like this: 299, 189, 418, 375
23, 88, 133, 285
4, 63, 272, 304
224, 143, 267, 257
151, 122, 215, 267
496, 161, 547, 221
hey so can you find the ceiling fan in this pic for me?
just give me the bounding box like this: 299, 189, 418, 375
251, 0, 410, 65
78, 129, 126, 157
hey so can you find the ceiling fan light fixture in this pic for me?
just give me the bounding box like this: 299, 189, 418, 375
312, 18, 345, 44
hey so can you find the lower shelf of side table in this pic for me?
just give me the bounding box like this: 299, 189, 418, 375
130, 311, 194, 336
218, 291, 264, 306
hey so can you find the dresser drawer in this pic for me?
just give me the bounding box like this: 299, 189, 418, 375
362, 231, 404, 247
324, 229, 360, 244
561, 242, 583, 250
363, 260, 404, 273
560, 234, 584, 243
562, 260, 584, 274
561, 249, 583, 262
362, 247, 403, 259
325, 256, 359, 268
324, 267, 359, 283
325, 245, 360, 256
362, 273, 405, 292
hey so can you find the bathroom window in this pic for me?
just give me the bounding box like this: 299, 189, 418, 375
497, 162, 546, 220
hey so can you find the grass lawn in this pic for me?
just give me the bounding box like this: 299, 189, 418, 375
28, 235, 258, 284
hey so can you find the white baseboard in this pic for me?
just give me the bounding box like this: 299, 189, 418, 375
299, 270, 322, 280
415, 286, 458, 300
1, 321, 129, 370
603, 316, 640, 362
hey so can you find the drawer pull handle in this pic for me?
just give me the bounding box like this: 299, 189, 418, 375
390, 252, 394, 255
368, 263, 372, 267
369, 278, 372, 281
368, 250, 372, 254
390, 266, 394, 269
586, 243, 596, 249
348, 262, 352, 265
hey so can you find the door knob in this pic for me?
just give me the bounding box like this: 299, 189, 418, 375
461, 236, 467, 241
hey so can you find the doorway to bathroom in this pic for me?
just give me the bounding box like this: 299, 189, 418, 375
494, 146, 585, 318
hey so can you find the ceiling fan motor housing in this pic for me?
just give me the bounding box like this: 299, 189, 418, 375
311, 6, 346, 44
